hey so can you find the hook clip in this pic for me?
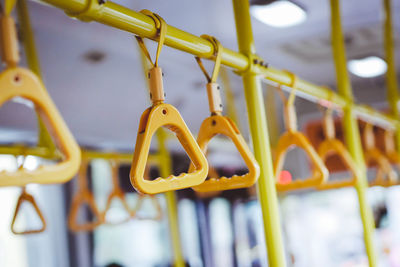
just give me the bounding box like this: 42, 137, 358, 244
195, 35, 223, 115
136, 10, 167, 105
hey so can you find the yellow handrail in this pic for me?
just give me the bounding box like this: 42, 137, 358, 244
330, 0, 377, 266
37, 0, 399, 129
137, 36, 185, 267
16, 0, 57, 154
20, 0, 400, 265
232, 0, 286, 265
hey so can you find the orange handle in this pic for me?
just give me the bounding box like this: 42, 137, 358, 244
363, 123, 398, 187
68, 160, 103, 232
130, 103, 208, 194
190, 115, 260, 192
316, 110, 359, 190
317, 139, 359, 190
365, 149, 398, 187
275, 73, 328, 191
11, 188, 46, 235
275, 131, 329, 191
102, 161, 132, 224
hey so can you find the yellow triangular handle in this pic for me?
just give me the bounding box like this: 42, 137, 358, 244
132, 194, 162, 221
130, 103, 208, 194
190, 115, 259, 192
365, 149, 398, 187
0, 67, 81, 186
363, 123, 398, 187
274, 131, 328, 191
102, 161, 132, 224
68, 161, 103, 232
195, 165, 222, 198
317, 139, 359, 190
11, 188, 46, 235
316, 110, 359, 190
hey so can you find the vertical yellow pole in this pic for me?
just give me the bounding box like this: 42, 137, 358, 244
156, 130, 185, 267
138, 43, 185, 267
16, 0, 56, 152
330, 1, 377, 266
383, 0, 400, 149
232, 0, 286, 266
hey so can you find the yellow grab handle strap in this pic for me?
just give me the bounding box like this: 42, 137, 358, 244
190, 115, 260, 192
363, 123, 376, 150
362, 124, 398, 186
275, 75, 329, 191
68, 160, 103, 232
195, 35, 223, 83
135, 10, 167, 105
11, 187, 46, 235
135, 10, 166, 68
274, 131, 328, 191
384, 129, 396, 154
0, 68, 81, 186
278, 71, 298, 132
365, 149, 398, 187
195, 35, 224, 114
317, 139, 359, 190
0, 14, 19, 67
130, 103, 208, 194
323, 108, 336, 140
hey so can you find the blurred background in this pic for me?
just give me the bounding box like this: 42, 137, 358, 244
0, 0, 400, 266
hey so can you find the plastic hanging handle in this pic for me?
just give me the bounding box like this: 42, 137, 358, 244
102, 161, 132, 224
363, 123, 398, 187
190, 36, 259, 192
194, 165, 222, 198
190, 115, 260, 192
130, 11, 208, 194
68, 160, 103, 232
316, 109, 359, 190
0, 15, 81, 187
274, 72, 328, 191
130, 103, 208, 194
11, 187, 46, 235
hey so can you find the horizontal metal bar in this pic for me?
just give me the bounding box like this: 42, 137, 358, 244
0, 145, 62, 159
82, 149, 159, 164
34, 0, 399, 129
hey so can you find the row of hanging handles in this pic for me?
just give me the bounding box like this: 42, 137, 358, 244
68, 159, 163, 232
275, 73, 400, 191
2, 6, 400, 235
129, 10, 400, 194
130, 10, 260, 195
